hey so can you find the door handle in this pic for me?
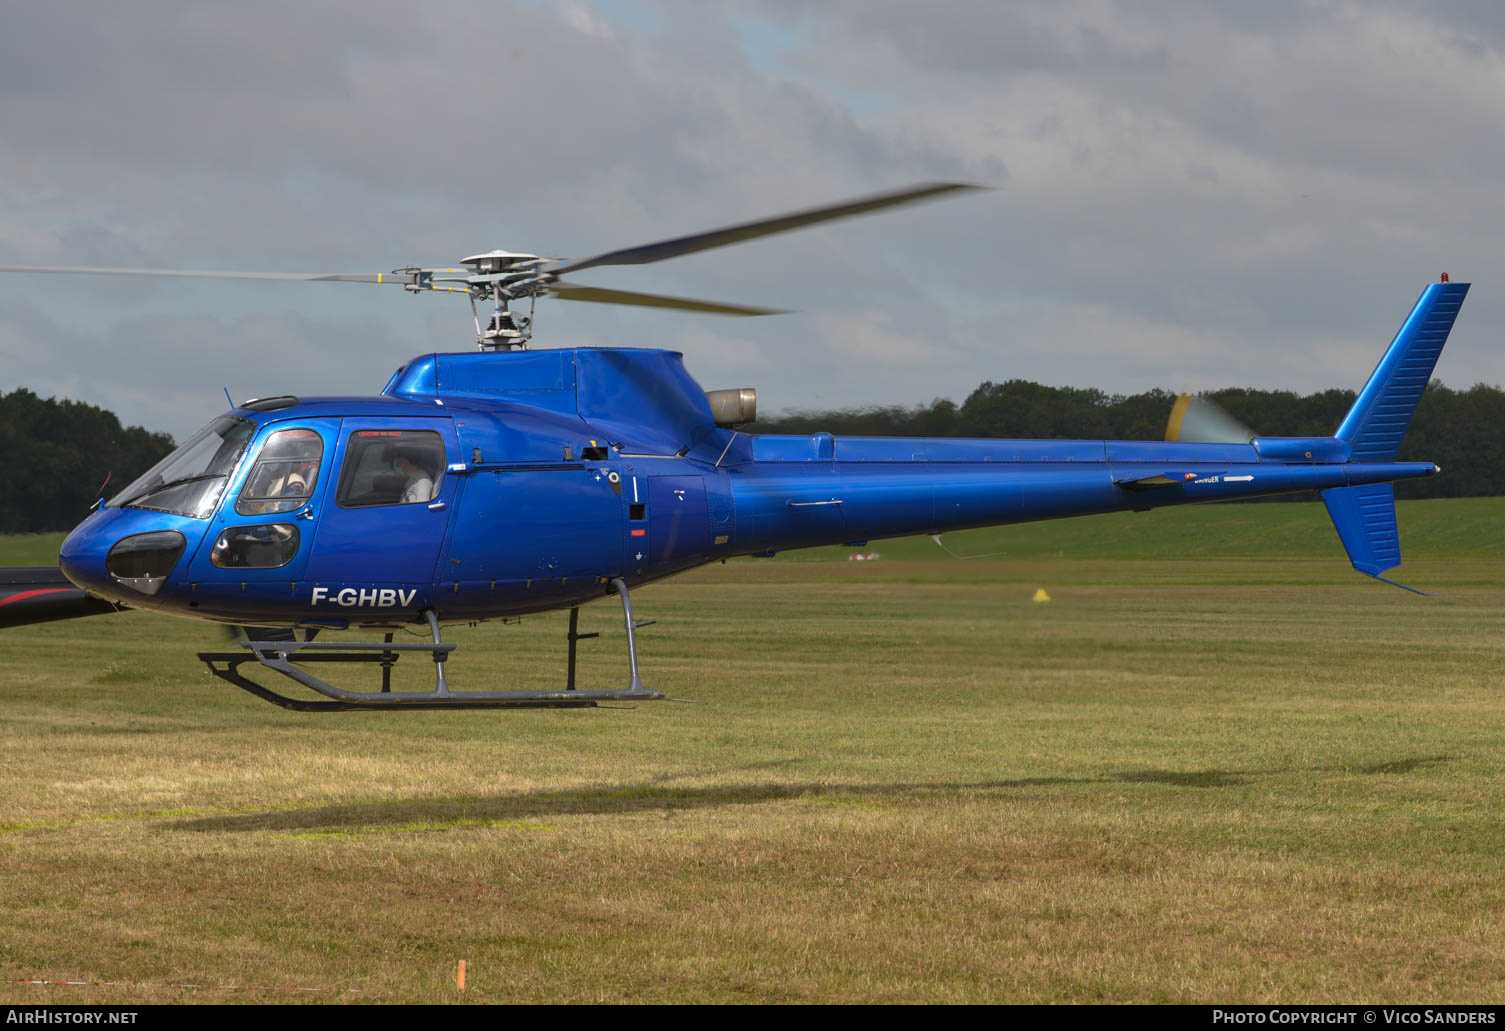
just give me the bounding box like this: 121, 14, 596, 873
428, 500, 447, 511
296, 506, 316, 520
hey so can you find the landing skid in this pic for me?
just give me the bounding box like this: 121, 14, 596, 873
197, 578, 664, 711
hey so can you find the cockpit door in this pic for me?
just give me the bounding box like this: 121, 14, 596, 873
305, 418, 461, 584
185, 418, 341, 583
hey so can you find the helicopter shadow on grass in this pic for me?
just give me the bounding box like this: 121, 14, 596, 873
163, 755, 1454, 835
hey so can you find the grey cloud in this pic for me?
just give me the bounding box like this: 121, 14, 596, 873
1, 0, 1502, 445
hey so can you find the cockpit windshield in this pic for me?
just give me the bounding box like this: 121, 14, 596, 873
109, 416, 256, 519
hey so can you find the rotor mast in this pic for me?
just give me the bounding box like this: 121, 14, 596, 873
453, 250, 548, 350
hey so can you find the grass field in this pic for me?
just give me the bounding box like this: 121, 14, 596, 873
1, 499, 1503, 1003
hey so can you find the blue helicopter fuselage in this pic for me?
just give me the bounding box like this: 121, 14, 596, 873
55, 342, 1440, 630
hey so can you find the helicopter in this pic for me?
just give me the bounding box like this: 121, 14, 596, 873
0, 183, 1468, 712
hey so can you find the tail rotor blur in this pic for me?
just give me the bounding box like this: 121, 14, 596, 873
1165, 393, 1254, 444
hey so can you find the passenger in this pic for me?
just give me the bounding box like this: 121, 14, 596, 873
392, 448, 435, 504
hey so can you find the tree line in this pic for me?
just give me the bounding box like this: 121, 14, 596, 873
1, 389, 176, 533
3, 378, 1500, 533
749, 379, 1505, 501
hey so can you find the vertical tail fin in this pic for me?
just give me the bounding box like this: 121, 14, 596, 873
1323, 280, 1465, 594
1320, 483, 1429, 594
1335, 281, 1468, 461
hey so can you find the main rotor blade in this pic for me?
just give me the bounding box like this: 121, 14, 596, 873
549, 284, 786, 316
0, 264, 404, 284
548, 181, 985, 276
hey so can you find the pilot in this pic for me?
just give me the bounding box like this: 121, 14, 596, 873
392, 448, 435, 504
243, 464, 309, 514
279, 467, 310, 500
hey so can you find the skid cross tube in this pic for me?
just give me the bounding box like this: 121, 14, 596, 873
198, 595, 663, 711
611, 578, 651, 694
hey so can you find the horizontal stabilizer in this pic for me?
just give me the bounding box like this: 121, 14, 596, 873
1115, 471, 1222, 491
1321, 484, 1428, 594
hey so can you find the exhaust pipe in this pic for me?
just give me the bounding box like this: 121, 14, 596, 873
705, 388, 757, 428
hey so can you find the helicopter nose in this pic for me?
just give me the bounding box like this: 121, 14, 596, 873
59, 518, 109, 594
60, 511, 190, 605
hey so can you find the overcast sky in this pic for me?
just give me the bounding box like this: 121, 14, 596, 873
3, 1, 1503, 440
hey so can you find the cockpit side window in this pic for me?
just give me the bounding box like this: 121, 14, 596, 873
336, 430, 445, 508
235, 428, 324, 516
